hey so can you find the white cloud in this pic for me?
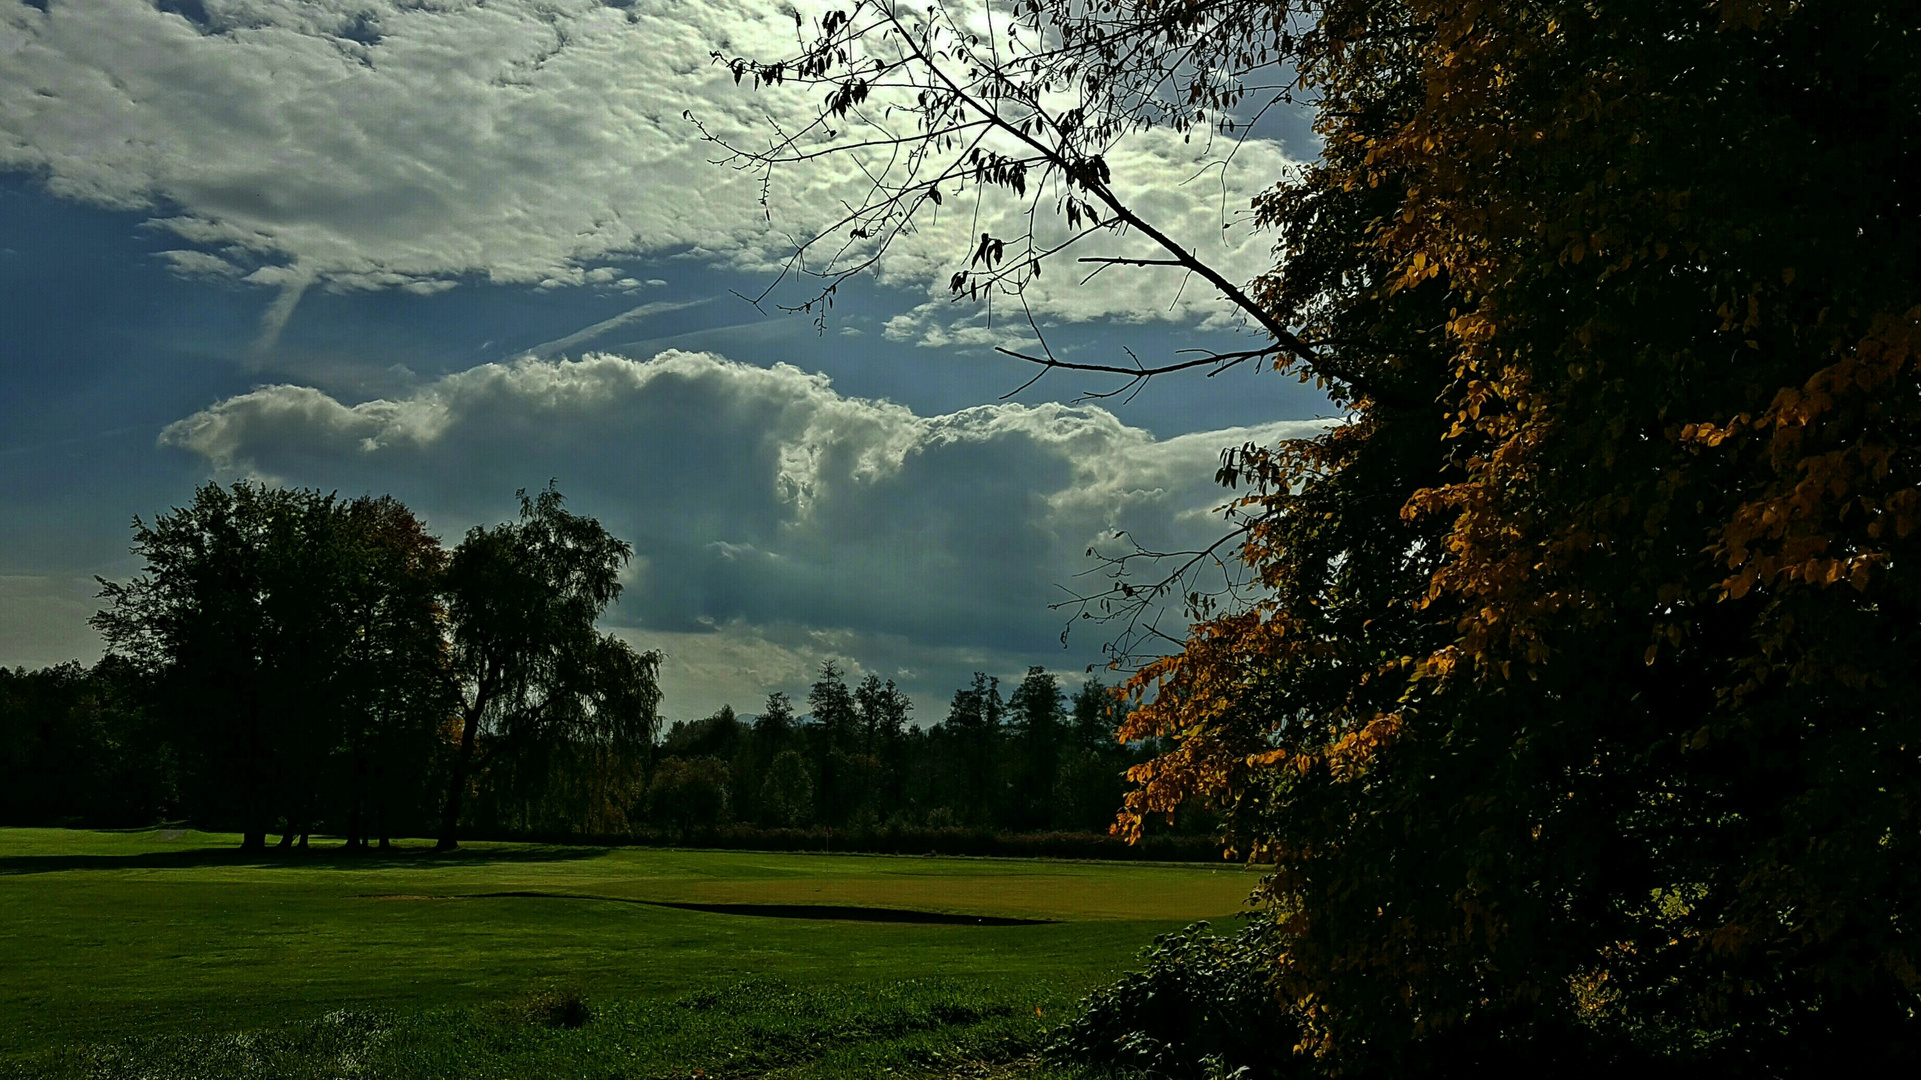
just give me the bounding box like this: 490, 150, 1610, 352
1, 0, 1302, 336
162, 350, 1330, 715
2, 0, 800, 291
523, 298, 713, 358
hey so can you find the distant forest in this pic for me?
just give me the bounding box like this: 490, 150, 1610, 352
0, 481, 1210, 853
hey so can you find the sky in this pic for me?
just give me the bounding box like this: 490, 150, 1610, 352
0, 0, 1332, 721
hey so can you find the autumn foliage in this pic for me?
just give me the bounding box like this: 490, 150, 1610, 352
1110, 0, 1921, 1070
714, 0, 1916, 1067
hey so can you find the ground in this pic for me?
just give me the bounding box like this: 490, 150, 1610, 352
0, 828, 1255, 1078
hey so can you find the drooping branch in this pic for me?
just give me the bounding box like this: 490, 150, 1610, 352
696, 1, 1332, 397
1052, 520, 1265, 669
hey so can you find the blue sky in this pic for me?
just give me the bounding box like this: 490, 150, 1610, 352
0, 0, 1330, 719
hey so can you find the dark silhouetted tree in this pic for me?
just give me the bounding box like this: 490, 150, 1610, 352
437, 485, 658, 849
942, 672, 1004, 826
0, 658, 167, 827
646, 756, 730, 841
1053, 677, 1130, 832
755, 692, 797, 744
95, 483, 329, 849
1007, 667, 1065, 831
95, 483, 453, 849
758, 748, 814, 828
806, 660, 860, 824
855, 673, 913, 813
333, 495, 450, 850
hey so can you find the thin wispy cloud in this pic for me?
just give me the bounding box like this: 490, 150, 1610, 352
524, 298, 713, 359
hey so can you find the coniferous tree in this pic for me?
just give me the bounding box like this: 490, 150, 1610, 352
942, 672, 1005, 826
806, 661, 861, 824
854, 674, 913, 816
1007, 667, 1065, 830
1053, 678, 1131, 832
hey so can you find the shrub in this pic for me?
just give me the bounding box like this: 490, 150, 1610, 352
515, 984, 592, 1029
1050, 920, 1294, 1080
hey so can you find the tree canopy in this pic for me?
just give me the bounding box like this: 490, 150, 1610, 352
722, 0, 1920, 1070
78, 481, 664, 850
93, 484, 449, 850
437, 484, 661, 849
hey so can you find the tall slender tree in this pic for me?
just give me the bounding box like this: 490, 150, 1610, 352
1007, 667, 1065, 830
805, 661, 861, 824
855, 673, 913, 812
943, 672, 1005, 826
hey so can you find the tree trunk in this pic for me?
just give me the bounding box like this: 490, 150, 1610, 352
242, 680, 273, 857
345, 755, 366, 849
372, 760, 389, 851
437, 700, 484, 851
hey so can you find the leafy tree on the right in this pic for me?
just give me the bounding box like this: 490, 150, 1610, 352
718, 0, 1920, 1072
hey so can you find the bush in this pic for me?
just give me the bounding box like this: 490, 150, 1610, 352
510, 984, 592, 1029
1050, 920, 1294, 1080
646, 757, 730, 840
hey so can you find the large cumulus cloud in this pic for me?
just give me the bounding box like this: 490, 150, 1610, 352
1, 0, 1300, 340
163, 351, 1328, 713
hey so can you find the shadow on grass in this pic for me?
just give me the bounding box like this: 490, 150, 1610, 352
415, 891, 1056, 925
0, 843, 612, 876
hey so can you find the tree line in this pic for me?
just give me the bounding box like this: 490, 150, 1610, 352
0, 481, 655, 850
1, 480, 1173, 847
642, 662, 1182, 840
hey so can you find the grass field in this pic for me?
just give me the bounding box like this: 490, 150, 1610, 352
0, 828, 1257, 1078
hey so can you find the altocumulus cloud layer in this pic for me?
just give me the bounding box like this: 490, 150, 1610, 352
164, 352, 1328, 714
0, 0, 1298, 342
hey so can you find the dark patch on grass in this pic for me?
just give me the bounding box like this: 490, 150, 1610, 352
416, 889, 1054, 925
643, 900, 1052, 926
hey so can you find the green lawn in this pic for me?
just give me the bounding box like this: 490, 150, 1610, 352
0, 828, 1255, 1077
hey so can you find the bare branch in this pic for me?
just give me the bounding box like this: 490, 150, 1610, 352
995, 344, 1279, 380
1077, 256, 1188, 267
